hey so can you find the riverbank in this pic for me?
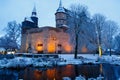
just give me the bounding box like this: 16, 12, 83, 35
0, 54, 120, 69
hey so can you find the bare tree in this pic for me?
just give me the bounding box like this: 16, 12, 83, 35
69, 4, 89, 58
0, 35, 11, 50
115, 34, 120, 52
92, 14, 106, 56
103, 20, 118, 55
4, 21, 21, 50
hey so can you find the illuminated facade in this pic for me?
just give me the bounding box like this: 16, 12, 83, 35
20, 0, 73, 53
21, 27, 72, 53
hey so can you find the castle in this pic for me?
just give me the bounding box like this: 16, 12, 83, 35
20, 0, 73, 54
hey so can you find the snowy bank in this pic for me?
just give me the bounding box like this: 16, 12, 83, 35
63, 74, 104, 80
0, 54, 120, 69
98, 55, 120, 65
59, 54, 99, 65
59, 54, 120, 65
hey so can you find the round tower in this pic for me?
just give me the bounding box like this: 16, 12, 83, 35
55, 0, 67, 28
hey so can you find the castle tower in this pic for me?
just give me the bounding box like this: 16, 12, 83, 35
22, 6, 38, 34
31, 5, 38, 27
55, 0, 67, 28
21, 6, 38, 52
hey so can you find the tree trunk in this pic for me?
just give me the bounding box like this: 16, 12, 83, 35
110, 48, 112, 56
74, 34, 78, 59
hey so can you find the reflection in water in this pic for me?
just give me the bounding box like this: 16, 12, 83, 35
102, 64, 117, 80
0, 64, 120, 80
100, 64, 103, 74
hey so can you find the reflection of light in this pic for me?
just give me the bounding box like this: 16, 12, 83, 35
64, 44, 72, 53
34, 70, 42, 79
66, 65, 73, 68
81, 46, 87, 53
7, 51, 15, 54
46, 69, 56, 79
53, 78, 56, 80
63, 65, 74, 76
100, 64, 103, 74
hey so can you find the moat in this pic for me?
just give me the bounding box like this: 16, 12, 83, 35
0, 64, 120, 80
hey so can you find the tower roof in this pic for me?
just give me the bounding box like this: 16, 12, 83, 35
56, 0, 65, 13
32, 5, 37, 17
32, 5, 36, 12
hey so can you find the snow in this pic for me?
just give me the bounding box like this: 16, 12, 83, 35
57, 7, 65, 13
98, 55, 120, 65
31, 14, 37, 17
25, 17, 34, 23
63, 74, 104, 80
63, 77, 71, 80
59, 54, 120, 65
59, 54, 99, 65
59, 54, 98, 60
75, 75, 86, 80
0, 53, 120, 69
56, 0, 65, 13
0, 57, 33, 68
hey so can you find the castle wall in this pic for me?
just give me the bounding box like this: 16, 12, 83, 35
21, 28, 73, 54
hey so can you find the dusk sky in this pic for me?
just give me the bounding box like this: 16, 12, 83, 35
0, 0, 120, 37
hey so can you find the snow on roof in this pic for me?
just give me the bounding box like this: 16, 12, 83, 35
61, 24, 69, 28
25, 17, 34, 23
57, 7, 65, 13
56, 0, 65, 13
31, 14, 37, 17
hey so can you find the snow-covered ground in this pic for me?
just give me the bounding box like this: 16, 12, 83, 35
59, 54, 120, 65
63, 74, 104, 80
0, 53, 120, 69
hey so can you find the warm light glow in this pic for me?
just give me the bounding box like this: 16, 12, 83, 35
34, 70, 42, 79
46, 69, 56, 80
64, 44, 72, 53
81, 46, 87, 53
47, 42, 56, 53
100, 64, 103, 74
99, 46, 102, 57
63, 65, 75, 77
37, 46, 43, 51
36, 41, 43, 51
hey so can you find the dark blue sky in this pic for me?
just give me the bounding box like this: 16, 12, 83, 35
0, 0, 120, 37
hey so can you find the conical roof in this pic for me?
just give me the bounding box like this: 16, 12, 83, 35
56, 0, 65, 13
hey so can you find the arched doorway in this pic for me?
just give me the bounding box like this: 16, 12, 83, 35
47, 42, 56, 53
37, 44, 43, 53
47, 36, 57, 53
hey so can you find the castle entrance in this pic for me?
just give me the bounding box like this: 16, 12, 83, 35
37, 44, 43, 54
47, 42, 56, 53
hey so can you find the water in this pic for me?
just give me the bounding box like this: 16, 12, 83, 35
0, 64, 120, 80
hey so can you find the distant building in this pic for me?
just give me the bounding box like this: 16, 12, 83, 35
21, 0, 73, 53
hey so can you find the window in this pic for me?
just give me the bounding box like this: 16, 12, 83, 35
58, 44, 62, 47
38, 44, 43, 46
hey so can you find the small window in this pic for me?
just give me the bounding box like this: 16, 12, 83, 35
58, 44, 62, 47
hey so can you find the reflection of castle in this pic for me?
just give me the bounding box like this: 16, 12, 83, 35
20, 0, 73, 53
